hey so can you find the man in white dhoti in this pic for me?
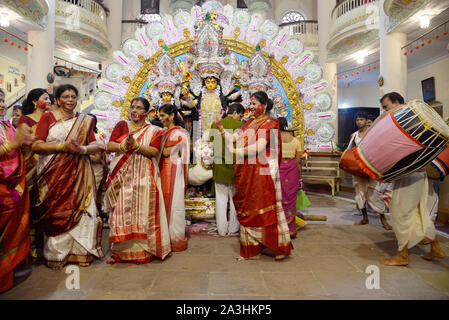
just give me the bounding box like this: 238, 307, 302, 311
379, 92, 446, 266
351, 112, 392, 230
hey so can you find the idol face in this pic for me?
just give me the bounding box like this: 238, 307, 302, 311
205, 77, 218, 91
249, 96, 266, 118
128, 100, 148, 123
161, 92, 173, 103
57, 90, 78, 113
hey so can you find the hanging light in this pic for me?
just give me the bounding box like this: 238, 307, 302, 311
0, 12, 10, 28
420, 14, 431, 29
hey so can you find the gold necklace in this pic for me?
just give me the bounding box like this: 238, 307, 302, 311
253, 115, 268, 124
129, 121, 146, 131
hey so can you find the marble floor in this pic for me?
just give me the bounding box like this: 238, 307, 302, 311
1, 194, 449, 300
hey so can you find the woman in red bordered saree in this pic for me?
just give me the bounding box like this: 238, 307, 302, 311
214, 91, 293, 261
32, 85, 104, 270
158, 104, 189, 252
0, 89, 33, 292
105, 97, 171, 264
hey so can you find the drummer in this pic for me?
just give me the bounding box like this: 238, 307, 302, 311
379, 92, 446, 266
350, 112, 392, 230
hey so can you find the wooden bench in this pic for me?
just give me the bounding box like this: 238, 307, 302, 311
302, 152, 342, 196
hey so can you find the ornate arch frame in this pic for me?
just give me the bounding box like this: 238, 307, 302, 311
120, 37, 305, 147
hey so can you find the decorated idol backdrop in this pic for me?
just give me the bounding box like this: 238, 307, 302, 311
92, 1, 335, 152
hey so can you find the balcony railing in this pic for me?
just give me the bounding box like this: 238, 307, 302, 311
330, 0, 379, 39
57, 0, 108, 38
60, 0, 106, 18
333, 0, 377, 19
279, 20, 319, 48
280, 20, 318, 35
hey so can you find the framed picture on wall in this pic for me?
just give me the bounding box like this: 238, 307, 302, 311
0, 74, 4, 85
7, 82, 11, 92
14, 78, 18, 87
21, 74, 25, 83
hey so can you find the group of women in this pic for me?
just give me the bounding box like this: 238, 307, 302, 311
1, 85, 296, 293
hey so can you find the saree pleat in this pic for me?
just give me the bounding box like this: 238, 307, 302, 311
0, 121, 30, 292
105, 124, 171, 263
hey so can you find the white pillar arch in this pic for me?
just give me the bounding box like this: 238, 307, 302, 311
318, 0, 338, 143
379, 0, 407, 100
26, 0, 55, 91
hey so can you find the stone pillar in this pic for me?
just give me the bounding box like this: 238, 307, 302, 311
244, 0, 272, 20
317, 0, 338, 143
104, 0, 123, 56
169, 0, 196, 13
101, 0, 123, 77
26, 0, 55, 92
379, 0, 407, 100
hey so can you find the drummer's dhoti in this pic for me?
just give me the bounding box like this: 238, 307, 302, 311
390, 171, 437, 251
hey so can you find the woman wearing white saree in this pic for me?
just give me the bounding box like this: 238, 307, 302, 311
105, 97, 171, 264
32, 84, 104, 269
158, 104, 189, 252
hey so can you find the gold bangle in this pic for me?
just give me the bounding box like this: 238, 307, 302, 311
119, 141, 128, 153
57, 142, 68, 152
132, 140, 139, 150
3, 142, 12, 153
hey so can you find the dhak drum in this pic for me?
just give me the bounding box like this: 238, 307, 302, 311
354, 100, 449, 182
426, 146, 449, 180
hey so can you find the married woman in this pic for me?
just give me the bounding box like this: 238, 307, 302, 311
0, 88, 33, 292
159, 104, 189, 252
32, 84, 104, 269
17, 88, 51, 260
214, 91, 293, 261
105, 97, 171, 264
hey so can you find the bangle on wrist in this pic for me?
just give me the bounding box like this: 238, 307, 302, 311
119, 141, 128, 153
57, 142, 68, 152
132, 140, 139, 150
80, 146, 87, 154
2, 142, 13, 153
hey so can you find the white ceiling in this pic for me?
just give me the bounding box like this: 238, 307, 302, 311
337, 6, 449, 88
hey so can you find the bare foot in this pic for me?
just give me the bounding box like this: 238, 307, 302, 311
226, 232, 239, 237
380, 216, 392, 230
236, 255, 260, 262
79, 262, 90, 267
275, 255, 287, 261
420, 238, 432, 245
422, 241, 446, 261
48, 264, 64, 271
106, 258, 116, 265
381, 254, 409, 266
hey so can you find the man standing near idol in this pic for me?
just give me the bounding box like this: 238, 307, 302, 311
210, 103, 244, 236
